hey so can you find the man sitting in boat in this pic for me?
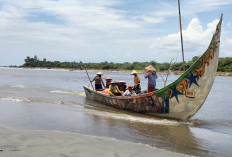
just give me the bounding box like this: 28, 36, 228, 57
105, 77, 112, 88
118, 81, 127, 92
90, 72, 105, 91
123, 85, 136, 96
109, 81, 123, 96
131, 70, 141, 94
145, 65, 158, 93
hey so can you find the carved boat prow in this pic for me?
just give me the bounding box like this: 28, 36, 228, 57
84, 14, 223, 121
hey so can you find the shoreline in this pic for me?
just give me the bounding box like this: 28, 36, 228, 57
0, 125, 194, 157
1, 66, 232, 76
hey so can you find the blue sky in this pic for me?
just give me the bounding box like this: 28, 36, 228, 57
0, 0, 232, 66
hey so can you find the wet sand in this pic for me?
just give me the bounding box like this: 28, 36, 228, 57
0, 126, 193, 157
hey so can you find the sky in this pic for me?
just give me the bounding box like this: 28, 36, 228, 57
0, 0, 232, 66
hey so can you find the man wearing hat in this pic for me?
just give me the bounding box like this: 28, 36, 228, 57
91, 72, 105, 91
105, 77, 112, 88
144, 65, 158, 93
131, 70, 141, 94
109, 81, 122, 96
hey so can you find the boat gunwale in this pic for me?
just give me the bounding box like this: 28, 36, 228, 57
84, 86, 157, 100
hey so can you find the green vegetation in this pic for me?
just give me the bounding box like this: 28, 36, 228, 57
218, 57, 232, 72
21, 55, 232, 72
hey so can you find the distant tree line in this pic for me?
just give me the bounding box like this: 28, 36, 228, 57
21, 55, 232, 72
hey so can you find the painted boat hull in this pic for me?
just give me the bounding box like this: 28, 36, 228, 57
84, 14, 223, 121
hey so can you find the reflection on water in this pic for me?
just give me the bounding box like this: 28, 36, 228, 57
87, 109, 200, 154
83, 100, 232, 157
0, 68, 232, 157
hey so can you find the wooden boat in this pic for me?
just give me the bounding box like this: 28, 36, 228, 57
84, 14, 223, 121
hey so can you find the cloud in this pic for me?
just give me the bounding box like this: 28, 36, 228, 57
132, 15, 164, 24
0, 0, 142, 65
153, 0, 232, 17
149, 18, 220, 62
0, 0, 231, 66
183, 0, 232, 12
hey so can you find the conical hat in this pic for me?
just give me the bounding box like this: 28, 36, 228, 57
145, 65, 156, 71
105, 77, 112, 80
130, 70, 138, 75
118, 80, 126, 84
111, 81, 117, 84
96, 72, 103, 75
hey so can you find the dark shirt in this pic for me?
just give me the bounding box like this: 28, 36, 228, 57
118, 84, 127, 92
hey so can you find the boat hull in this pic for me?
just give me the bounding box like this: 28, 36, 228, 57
84, 14, 223, 121
84, 86, 168, 114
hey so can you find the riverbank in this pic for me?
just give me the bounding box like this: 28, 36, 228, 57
0, 126, 193, 157
1, 66, 232, 76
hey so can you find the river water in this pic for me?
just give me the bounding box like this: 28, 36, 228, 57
0, 68, 231, 157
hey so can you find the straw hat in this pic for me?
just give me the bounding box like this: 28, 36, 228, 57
96, 72, 103, 75
111, 81, 117, 84
145, 65, 156, 71
130, 70, 138, 75
105, 77, 112, 80
118, 80, 126, 84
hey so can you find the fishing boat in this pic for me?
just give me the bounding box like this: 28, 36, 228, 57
84, 14, 223, 121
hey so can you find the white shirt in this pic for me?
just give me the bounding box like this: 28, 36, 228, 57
123, 90, 136, 96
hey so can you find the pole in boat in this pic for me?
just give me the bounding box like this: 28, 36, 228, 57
85, 69, 94, 89
178, 0, 186, 71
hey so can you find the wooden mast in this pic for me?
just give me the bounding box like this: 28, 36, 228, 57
178, 0, 185, 71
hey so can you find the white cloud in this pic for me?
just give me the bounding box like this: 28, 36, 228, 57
153, 0, 232, 17
227, 22, 231, 28
134, 15, 164, 24
0, 0, 142, 65
149, 18, 221, 62
0, 0, 231, 66
183, 0, 232, 12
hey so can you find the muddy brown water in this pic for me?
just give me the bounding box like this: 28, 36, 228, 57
0, 68, 232, 157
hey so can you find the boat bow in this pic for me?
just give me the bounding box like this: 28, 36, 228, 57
155, 14, 223, 120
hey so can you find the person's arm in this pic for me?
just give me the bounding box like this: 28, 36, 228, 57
136, 76, 141, 87
116, 87, 123, 94
153, 71, 158, 79
91, 76, 96, 83
101, 78, 106, 88
123, 90, 129, 96
109, 86, 114, 96
138, 76, 141, 82
144, 73, 149, 78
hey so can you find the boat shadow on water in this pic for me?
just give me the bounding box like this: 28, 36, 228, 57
83, 99, 209, 157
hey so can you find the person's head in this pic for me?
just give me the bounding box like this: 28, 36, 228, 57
96, 72, 103, 77
111, 81, 117, 86
126, 85, 134, 91
106, 77, 112, 82
118, 81, 126, 85
145, 65, 156, 72
130, 70, 138, 76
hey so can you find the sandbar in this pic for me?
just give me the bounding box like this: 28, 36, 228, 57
0, 126, 194, 157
